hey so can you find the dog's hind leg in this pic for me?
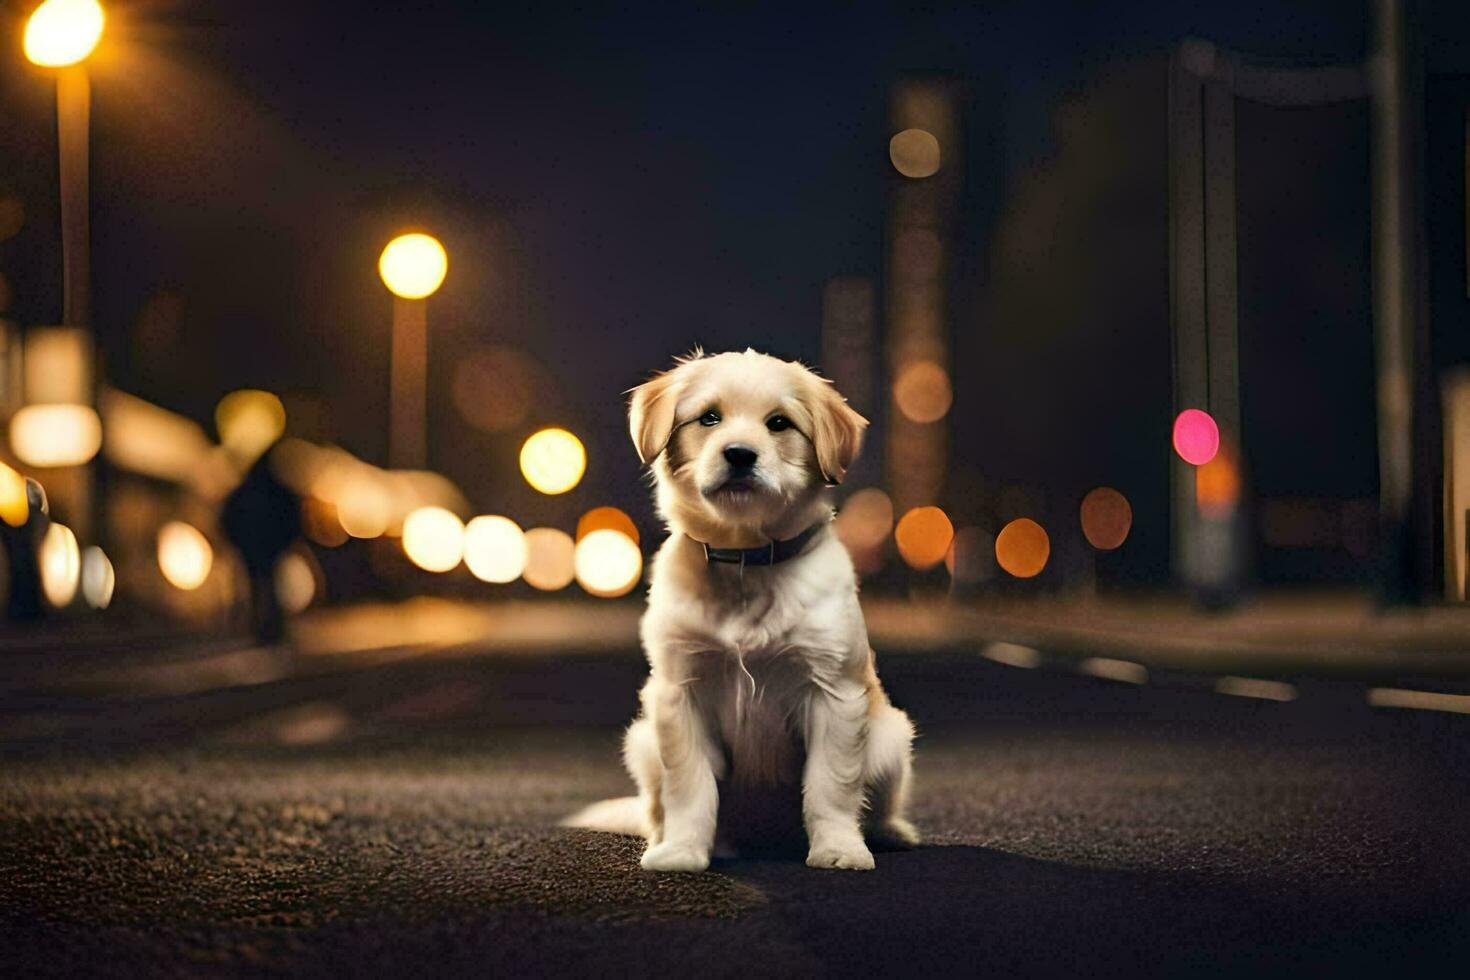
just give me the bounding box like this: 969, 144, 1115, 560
863, 704, 920, 849
623, 715, 663, 844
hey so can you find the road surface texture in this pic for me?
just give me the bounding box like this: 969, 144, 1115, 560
2, 653, 1468, 977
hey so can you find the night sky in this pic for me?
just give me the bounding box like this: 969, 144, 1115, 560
1, 0, 1467, 566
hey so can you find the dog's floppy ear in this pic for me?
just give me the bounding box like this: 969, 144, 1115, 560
805, 375, 868, 485
628, 368, 682, 465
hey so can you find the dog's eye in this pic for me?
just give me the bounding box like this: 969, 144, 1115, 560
766, 415, 792, 432
698, 410, 721, 427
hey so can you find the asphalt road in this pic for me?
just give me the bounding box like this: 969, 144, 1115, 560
2, 661, 1469, 978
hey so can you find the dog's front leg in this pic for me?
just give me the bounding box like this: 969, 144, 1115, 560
803, 679, 874, 870
640, 678, 717, 872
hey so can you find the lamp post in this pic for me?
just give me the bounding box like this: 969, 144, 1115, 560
25, 0, 104, 328
22, 0, 105, 542
377, 232, 447, 471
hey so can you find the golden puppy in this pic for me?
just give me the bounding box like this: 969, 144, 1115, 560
566, 349, 918, 871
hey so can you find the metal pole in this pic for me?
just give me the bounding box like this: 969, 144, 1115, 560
56, 65, 95, 543
57, 66, 90, 329
389, 295, 427, 470
1371, 0, 1425, 602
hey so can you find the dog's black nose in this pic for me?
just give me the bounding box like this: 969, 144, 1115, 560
723, 444, 758, 469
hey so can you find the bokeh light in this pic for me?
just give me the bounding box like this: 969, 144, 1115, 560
522, 527, 575, 591
302, 498, 349, 548
215, 389, 286, 461
576, 506, 639, 544
401, 506, 464, 573
335, 471, 393, 539
10, 404, 102, 467
835, 488, 895, 552
895, 505, 954, 570
1195, 443, 1241, 518
463, 515, 527, 584
520, 428, 586, 495
995, 518, 1050, 578
574, 529, 643, 598
39, 522, 80, 607
889, 128, 941, 178
1080, 487, 1132, 551
24, 0, 105, 68
451, 347, 545, 433
158, 521, 214, 591
1172, 409, 1220, 466
893, 360, 953, 423
378, 233, 448, 299
80, 545, 114, 609
274, 550, 319, 615
0, 462, 28, 527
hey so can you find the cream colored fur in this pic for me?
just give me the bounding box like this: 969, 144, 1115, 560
564, 349, 918, 871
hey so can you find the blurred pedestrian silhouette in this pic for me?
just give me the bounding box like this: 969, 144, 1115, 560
221, 446, 301, 643
3, 479, 51, 622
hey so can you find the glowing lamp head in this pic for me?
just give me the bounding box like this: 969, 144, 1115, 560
24, 0, 105, 68
520, 427, 586, 495
378, 233, 448, 299
1172, 409, 1220, 466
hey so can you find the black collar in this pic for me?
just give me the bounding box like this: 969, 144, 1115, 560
698, 521, 827, 567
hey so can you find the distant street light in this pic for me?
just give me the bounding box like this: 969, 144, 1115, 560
378, 233, 447, 470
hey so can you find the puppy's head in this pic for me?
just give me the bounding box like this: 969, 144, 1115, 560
628, 349, 866, 538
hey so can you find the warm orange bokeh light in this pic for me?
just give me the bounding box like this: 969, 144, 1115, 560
574, 529, 643, 598
157, 521, 214, 591
889, 128, 941, 178
1079, 487, 1132, 551
520, 428, 587, 495
0, 462, 28, 528
892, 360, 953, 424
995, 518, 1050, 578
835, 488, 895, 552
40, 522, 80, 607
1195, 443, 1241, 518
894, 505, 954, 570
523, 527, 576, 591
401, 506, 465, 573
10, 403, 102, 467
576, 506, 639, 544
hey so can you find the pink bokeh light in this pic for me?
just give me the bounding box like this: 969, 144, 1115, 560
1172, 409, 1220, 466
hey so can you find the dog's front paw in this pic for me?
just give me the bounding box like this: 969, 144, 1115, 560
640, 841, 710, 873
806, 837, 875, 871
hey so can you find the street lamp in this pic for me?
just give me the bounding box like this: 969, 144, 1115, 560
25, 0, 104, 327
23, 0, 106, 541
378, 232, 447, 470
